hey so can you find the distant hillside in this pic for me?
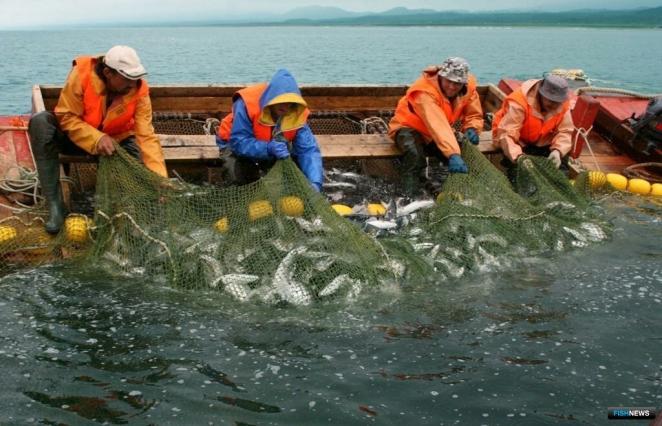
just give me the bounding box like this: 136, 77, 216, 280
279, 6, 365, 20
275, 7, 662, 28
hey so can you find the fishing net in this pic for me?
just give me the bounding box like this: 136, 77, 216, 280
78, 147, 401, 304
380, 141, 612, 281
1, 135, 617, 302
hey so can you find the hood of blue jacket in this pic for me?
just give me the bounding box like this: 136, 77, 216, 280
258, 68, 308, 132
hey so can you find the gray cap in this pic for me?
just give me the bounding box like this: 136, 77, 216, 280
437, 57, 469, 84
539, 75, 569, 103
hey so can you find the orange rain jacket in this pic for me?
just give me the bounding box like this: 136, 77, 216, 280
492, 79, 573, 162
54, 56, 167, 177
389, 66, 484, 158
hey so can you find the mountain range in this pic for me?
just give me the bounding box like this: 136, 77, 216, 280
263, 6, 662, 27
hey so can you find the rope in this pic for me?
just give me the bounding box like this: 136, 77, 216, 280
359, 117, 389, 134
572, 125, 601, 172
0, 215, 44, 226
430, 210, 548, 226
575, 86, 662, 100
0, 166, 42, 213
96, 210, 176, 283
622, 162, 662, 183
203, 118, 220, 136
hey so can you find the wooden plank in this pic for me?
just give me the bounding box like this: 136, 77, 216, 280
60, 132, 500, 162
158, 134, 215, 147
32, 85, 46, 114
162, 146, 220, 161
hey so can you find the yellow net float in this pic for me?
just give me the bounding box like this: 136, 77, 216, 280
64, 215, 91, 243
627, 178, 651, 195
214, 217, 229, 233
605, 173, 628, 191
279, 196, 305, 217
0, 225, 18, 244
248, 200, 273, 222
436, 192, 464, 204
20, 227, 55, 255
651, 183, 662, 197
588, 171, 607, 189
331, 204, 353, 217
366, 203, 386, 216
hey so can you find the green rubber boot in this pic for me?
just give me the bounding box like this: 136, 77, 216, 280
35, 157, 66, 234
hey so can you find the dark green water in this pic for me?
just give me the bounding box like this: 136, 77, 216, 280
1, 197, 660, 425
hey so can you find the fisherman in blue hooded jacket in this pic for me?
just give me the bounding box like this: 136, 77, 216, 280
216, 69, 323, 191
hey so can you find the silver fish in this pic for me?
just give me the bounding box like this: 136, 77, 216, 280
580, 223, 607, 241
339, 172, 363, 181
294, 217, 330, 233
364, 219, 398, 230
319, 274, 353, 297
200, 254, 224, 287
220, 274, 259, 301
397, 199, 435, 216
323, 182, 357, 189
272, 246, 312, 306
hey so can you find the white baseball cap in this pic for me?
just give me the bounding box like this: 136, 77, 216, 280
103, 45, 147, 80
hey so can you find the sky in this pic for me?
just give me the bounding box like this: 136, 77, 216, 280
0, 0, 660, 29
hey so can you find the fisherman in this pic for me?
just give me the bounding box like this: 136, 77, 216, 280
492, 74, 573, 177
388, 57, 484, 196
216, 69, 323, 192
28, 45, 168, 234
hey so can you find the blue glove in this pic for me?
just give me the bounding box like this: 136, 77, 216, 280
266, 141, 290, 159
309, 182, 322, 192
448, 154, 468, 174
215, 135, 228, 149
464, 128, 479, 145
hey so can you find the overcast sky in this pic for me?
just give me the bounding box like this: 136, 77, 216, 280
0, 0, 660, 29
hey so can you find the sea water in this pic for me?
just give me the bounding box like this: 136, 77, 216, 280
0, 26, 661, 114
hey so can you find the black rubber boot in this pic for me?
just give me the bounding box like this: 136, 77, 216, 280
395, 129, 427, 195
425, 157, 448, 198
28, 111, 67, 234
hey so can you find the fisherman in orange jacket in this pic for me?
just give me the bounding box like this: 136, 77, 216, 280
389, 57, 484, 196
28, 46, 167, 234
492, 74, 573, 178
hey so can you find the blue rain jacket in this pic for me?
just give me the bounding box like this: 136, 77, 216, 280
220, 69, 323, 189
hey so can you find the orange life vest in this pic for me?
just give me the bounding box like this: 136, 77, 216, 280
75, 56, 149, 137
390, 74, 477, 138
492, 86, 570, 144
218, 83, 306, 142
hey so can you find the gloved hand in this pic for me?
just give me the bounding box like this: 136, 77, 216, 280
266, 141, 290, 159
309, 182, 322, 192
215, 135, 228, 149
548, 150, 562, 168
448, 154, 468, 174
464, 128, 479, 145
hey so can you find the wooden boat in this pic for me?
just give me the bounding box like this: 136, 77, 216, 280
0, 79, 659, 215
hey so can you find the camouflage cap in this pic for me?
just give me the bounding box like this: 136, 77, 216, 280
539, 75, 569, 103
437, 57, 469, 84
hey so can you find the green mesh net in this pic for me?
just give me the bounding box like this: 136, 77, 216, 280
85, 148, 404, 304
1, 141, 618, 302
380, 142, 612, 282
